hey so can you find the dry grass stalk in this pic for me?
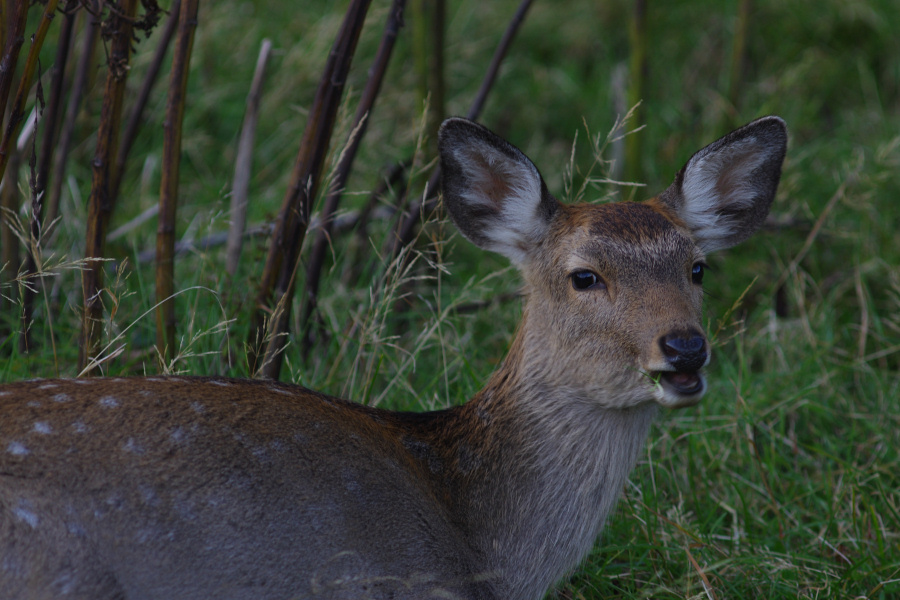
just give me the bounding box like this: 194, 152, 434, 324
22, 3, 78, 353
250, 0, 372, 380
156, 0, 200, 363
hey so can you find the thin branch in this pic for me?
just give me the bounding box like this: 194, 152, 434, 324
155, 0, 199, 363
114, 0, 181, 200
133, 205, 395, 264
225, 37, 272, 277
623, 0, 647, 187
47, 2, 99, 227
390, 0, 534, 259
300, 0, 407, 357
79, 0, 139, 373
35, 3, 76, 206
0, 0, 60, 184
465, 0, 531, 121
250, 0, 372, 380
0, 0, 29, 128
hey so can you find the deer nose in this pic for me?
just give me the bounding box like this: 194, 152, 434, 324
660, 332, 708, 372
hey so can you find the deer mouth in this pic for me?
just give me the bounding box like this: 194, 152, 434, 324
660, 371, 704, 395
651, 370, 706, 407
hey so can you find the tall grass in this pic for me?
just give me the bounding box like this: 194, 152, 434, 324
1, 0, 898, 597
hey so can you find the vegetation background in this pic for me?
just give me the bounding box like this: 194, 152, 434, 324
1, 0, 898, 597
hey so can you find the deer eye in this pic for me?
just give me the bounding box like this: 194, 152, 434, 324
691, 262, 706, 285
571, 270, 604, 291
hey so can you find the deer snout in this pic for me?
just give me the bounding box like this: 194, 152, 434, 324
660, 331, 708, 372
649, 329, 709, 407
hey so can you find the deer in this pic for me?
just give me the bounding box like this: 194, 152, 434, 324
0, 115, 786, 600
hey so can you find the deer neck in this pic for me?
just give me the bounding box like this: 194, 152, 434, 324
443, 309, 658, 599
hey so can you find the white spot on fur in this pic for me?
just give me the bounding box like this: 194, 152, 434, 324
67, 521, 87, 536
170, 427, 186, 444
38, 383, 58, 390
209, 380, 231, 387
7, 441, 29, 455
123, 438, 145, 454
26, 400, 40, 408
72, 379, 94, 385
33, 422, 53, 434
191, 402, 205, 414
99, 396, 120, 408
14, 507, 39, 528
268, 385, 292, 395
53, 393, 73, 403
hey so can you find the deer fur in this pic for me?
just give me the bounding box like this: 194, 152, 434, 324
0, 116, 786, 600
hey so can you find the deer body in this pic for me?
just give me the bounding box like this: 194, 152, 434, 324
0, 117, 786, 600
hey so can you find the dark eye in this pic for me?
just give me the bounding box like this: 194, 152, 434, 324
571, 270, 604, 291
691, 262, 706, 285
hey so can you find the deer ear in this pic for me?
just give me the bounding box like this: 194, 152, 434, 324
438, 118, 559, 265
656, 116, 787, 253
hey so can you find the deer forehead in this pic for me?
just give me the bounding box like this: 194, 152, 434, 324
550, 202, 700, 277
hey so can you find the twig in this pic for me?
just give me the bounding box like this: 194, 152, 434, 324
0, 0, 60, 184
135, 206, 396, 264
724, 0, 753, 127
250, 0, 372, 380
465, 0, 532, 121
390, 0, 534, 259
79, 0, 139, 373
47, 2, 99, 227
623, 0, 647, 187
410, 0, 444, 155
0, 0, 29, 129
226, 37, 272, 277
353, 159, 409, 248
300, 0, 407, 357
156, 0, 200, 363
114, 0, 181, 200
35, 3, 76, 207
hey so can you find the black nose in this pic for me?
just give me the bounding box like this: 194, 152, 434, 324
660, 332, 708, 372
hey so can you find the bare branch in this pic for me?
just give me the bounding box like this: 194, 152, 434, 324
156, 0, 200, 363
250, 0, 372, 379
226, 37, 273, 277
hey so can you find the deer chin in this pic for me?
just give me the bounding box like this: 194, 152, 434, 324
652, 370, 706, 408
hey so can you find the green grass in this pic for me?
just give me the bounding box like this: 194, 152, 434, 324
2, 0, 899, 597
